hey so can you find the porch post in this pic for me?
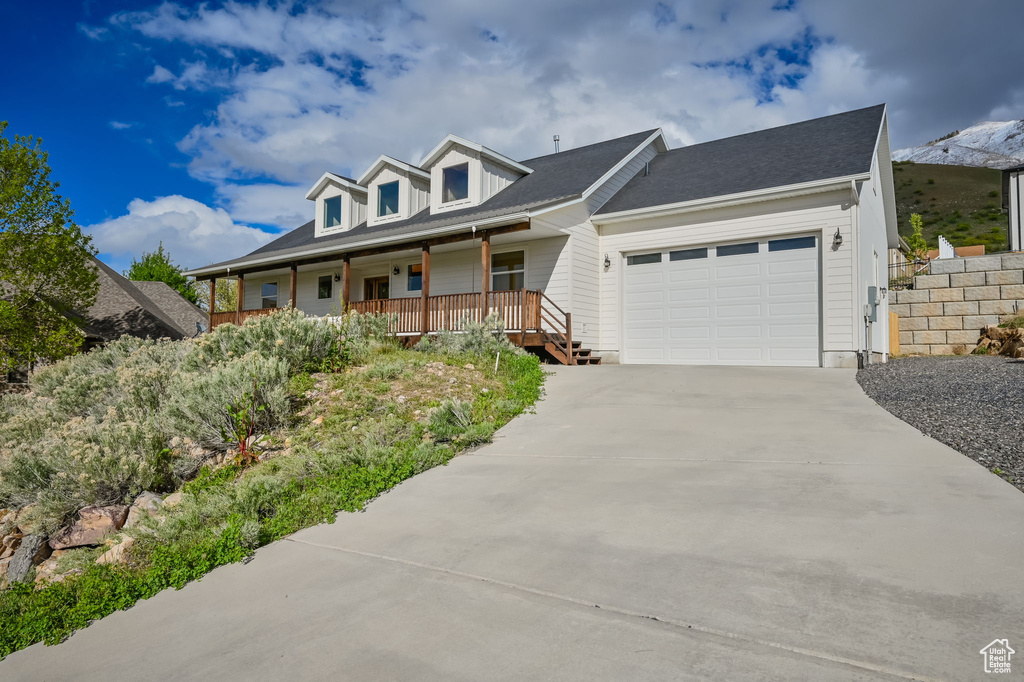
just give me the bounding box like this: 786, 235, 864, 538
341, 256, 350, 311
480, 232, 490, 320
421, 243, 430, 336
289, 263, 297, 309
236, 273, 244, 325
208, 277, 216, 316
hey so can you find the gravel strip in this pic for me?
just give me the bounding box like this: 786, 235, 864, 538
857, 355, 1024, 493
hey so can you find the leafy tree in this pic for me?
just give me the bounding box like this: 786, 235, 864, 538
0, 121, 99, 373
906, 213, 928, 259
126, 243, 199, 305
194, 278, 238, 313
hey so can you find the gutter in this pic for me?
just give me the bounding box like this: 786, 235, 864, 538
591, 173, 871, 225
184, 211, 530, 278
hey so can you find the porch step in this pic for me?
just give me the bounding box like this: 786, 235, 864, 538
542, 342, 602, 366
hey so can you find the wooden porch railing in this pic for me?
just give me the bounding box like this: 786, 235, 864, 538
349, 289, 544, 335
210, 307, 285, 327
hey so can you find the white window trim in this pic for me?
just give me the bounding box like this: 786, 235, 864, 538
260, 279, 281, 309
376, 180, 402, 220
323, 194, 343, 230
316, 271, 335, 300
490, 245, 528, 291
440, 162, 471, 206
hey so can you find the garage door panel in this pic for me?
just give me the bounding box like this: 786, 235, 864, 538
624, 235, 820, 367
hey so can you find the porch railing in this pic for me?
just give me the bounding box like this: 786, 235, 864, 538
350, 290, 543, 335
210, 307, 286, 327
888, 259, 930, 290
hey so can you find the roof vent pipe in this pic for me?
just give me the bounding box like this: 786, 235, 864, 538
644, 161, 650, 176
553, 135, 560, 153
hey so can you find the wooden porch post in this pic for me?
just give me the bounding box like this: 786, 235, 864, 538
341, 256, 350, 311
289, 263, 297, 309
480, 232, 490, 319
421, 243, 430, 336
209, 277, 216, 316
236, 273, 244, 325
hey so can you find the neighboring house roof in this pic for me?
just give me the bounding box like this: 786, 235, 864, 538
594, 105, 886, 216
79, 258, 205, 342
192, 129, 659, 274
131, 280, 209, 337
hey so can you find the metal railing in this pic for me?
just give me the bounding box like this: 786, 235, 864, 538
888, 259, 930, 290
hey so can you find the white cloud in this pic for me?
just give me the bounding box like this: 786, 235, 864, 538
108, 121, 134, 130
103, 0, 1024, 232
86, 195, 278, 271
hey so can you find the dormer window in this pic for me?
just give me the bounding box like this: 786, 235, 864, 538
378, 181, 400, 217
324, 195, 342, 229
442, 163, 469, 203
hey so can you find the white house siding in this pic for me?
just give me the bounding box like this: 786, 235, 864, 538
856, 148, 892, 360
480, 159, 519, 202
596, 190, 857, 365
313, 183, 367, 238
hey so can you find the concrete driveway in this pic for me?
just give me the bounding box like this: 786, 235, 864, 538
3, 365, 1022, 680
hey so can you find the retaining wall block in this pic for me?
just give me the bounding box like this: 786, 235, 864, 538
914, 330, 947, 344
946, 329, 981, 344
964, 255, 1003, 272
927, 345, 959, 356
913, 274, 950, 289
928, 316, 962, 330
1001, 284, 1024, 300
979, 299, 1018, 315
943, 301, 978, 316
900, 316, 928, 331
929, 258, 965, 274
987, 269, 1024, 286
896, 288, 930, 304
889, 304, 911, 317
898, 344, 929, 355
951, 272, 987, 288
964, 286, 1001, 300
898, 331, 915, 346
911, 302, 943, 317
1001, 253, 1024, 270
930, 287, 964, 302
963, 315, 1000, 329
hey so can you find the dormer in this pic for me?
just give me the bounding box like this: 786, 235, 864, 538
306, 173, 367, 238
419, 135, 533, 215
356, 155, 431, 227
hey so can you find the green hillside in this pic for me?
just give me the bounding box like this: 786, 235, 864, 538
892, 161, 1008, 253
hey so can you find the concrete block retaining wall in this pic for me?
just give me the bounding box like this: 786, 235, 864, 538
893, 253, 1024, 355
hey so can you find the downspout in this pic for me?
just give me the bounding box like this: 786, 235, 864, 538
851, 180, 868, 368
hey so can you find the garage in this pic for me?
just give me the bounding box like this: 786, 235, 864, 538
622, 235, 820, 366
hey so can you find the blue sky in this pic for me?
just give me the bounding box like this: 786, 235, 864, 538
4, 0, 1024, 274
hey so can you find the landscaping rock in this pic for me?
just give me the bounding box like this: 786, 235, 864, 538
1, 533, 23, 559
162, 492, 184, 508
34, 550, 69, 585
49, 505, 129, 550
13, 504, 40, 535
125, 492, 163, 529
7, 534, 52, 583
96, 536, 135, 565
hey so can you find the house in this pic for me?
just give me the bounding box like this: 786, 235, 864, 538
185, 104, 898, 368
1004, 162, 1024, 251
80, 257, 208, 350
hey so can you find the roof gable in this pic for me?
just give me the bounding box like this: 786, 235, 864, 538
356, 155, 430, 187
419, 134, 533, 175
305, 172, 367, 201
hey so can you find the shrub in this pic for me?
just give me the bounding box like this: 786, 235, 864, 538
428, 399, 474, 442
331, 311, 395, 362
186, 309, 341, 374
162, 353, 290, 450
415, 314, 523, 358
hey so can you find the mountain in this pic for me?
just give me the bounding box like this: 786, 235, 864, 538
892, 120, 1024, 169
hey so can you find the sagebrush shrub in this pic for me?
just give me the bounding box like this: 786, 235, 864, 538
415, 314, 523, 357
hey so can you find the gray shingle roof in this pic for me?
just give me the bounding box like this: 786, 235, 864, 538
195, 129, 659, 273
79, 258, 200, 341
595, 105, 885, 216
131, 281, 209, 336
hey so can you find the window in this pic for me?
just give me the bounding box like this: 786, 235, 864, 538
442, 163, 469, 203
669, 247, 708, 261
318, 275, 333, 300
324, 195, 342, 228
717, 242, 759, 257
261, 282, 278, 309
407, 263, 422, 292
626, 252, 662, 266
768, 236, 816, 252
377, 181, 399, 217
491, 250, 525, 290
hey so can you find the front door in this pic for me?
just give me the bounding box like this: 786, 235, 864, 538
364, 276, 390, 300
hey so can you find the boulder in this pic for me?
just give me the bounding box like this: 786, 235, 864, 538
49, 505, 129, 550
124, 492, 163, 529
6, 534, 52, 583
1, 533, 22, 559
13, 504, 40, 535
161, 492, 184, 508
96, 536, 135, 565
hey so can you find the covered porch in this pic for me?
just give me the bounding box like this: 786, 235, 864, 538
201, 220, 597, 365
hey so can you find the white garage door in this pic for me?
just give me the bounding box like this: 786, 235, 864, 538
623, 235, 820, 366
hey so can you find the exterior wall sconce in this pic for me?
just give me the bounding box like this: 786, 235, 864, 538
832, 227, 843, 249
392, 265, 401, 276
603, 253, 611, 270
333, 272, 341, 282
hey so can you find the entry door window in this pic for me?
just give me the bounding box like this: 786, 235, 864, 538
491, 250, 525, 290
261, 282, 278, 309
364, 276, 390, 300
